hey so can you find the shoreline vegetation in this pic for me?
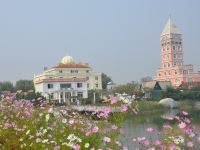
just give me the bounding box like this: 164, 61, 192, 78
1, 94, 200, 149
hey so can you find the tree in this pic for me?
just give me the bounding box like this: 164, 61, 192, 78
110, 82, 142, 96
141, 76, 152, 83
15, 80, 34, 91
101, 73, 112, 89
0, 81, 14, 92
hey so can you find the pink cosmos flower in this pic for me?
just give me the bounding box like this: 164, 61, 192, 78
73, 144, 80, 150
120, 104, 128, 112
111, 125, 118, 130
143, 140, 149, 146
86, 131, 91, 136
92, 127, 99, 133
154, 140, 161, 145
110, 98, 117, 105
100, 107, 111, 118
103, 107, 111, 114
146, 127, 154, 132
182, 111, 188, 116
169, 144, 175, 150
103, 137, 111, 142
187, 141, 193, 147
163, 124, 172, 129
178, 122, 186, 129
174, 116, 180, 121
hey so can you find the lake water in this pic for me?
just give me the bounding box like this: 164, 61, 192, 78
121, 109, 200, 149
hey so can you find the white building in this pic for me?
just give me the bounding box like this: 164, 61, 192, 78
34, 55, 102, 103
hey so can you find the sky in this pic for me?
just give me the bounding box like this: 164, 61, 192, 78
0, 0, 200, 84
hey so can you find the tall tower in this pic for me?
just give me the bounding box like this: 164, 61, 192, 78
155, 17, 200, 87
160, 17, 183, 69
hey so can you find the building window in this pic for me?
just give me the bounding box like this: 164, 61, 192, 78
168, 63, 170, 67
47, 84, 53, 89
77, 83, 83, 88
59, 70, 63, 73
175, 71, 177, 75
95, 84, 98, 88
87, 83, 89, 88
77, 92, 83, 98
86, 70, 89, 73
95, 76, 98, 80
71, 70, 78, 73
60, 84, 71, 89
86, 76, 89, 80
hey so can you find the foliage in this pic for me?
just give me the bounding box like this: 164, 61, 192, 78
162, 87, 200, 101
16, 92, 44, 101
15, 80, 34, 91
101, 73, 112, 89
109, 82, 142, 97
140, 76, 152, 83
0, 81, 14, 92
135, 101, 166, 112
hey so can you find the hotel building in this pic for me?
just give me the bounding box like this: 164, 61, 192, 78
34, 55, 102, 103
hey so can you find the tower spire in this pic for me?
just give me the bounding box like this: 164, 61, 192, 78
161, 16, 181, 35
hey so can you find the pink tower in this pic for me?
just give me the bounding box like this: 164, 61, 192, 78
155, 17, 200, 87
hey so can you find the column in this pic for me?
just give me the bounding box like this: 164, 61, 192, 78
63, 92, 66, 103
58, 92, 61, 103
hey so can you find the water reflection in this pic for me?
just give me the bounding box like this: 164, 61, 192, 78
121, 109, 200, 149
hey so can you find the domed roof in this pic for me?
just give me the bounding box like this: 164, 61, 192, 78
60, 55, 75, 64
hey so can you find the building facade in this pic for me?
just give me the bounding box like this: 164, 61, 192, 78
34, 55, 102, 102
155, 17, 200, 87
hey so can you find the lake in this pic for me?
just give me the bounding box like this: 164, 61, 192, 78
121, 109, 200, 149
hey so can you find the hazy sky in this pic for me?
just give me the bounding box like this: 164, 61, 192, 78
0, 0, 200, 84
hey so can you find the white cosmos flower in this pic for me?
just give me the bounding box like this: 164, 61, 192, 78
85, 143, 90, 148
26, 130, 30, 135
62, 118, 67, 124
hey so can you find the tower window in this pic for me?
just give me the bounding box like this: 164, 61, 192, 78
173, 46, 176, 51
174, 62, 177, 66
174, 54, 176, 58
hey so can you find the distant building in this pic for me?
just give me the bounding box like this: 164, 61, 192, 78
107, 82, 117, 90
33, 55, 102, 103
155, 17, 200, 87
142, 81, 172, 99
